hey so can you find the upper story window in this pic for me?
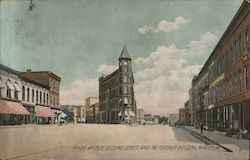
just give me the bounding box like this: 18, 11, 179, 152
244, 29, 249, 52
123, 75, 128, 83
14, 82, 20, 100
43, 92, 45, 104
36, 90, 38, 103
27, 88, 30, 102
124, 97, 128, 105
123, 86, 128, 94
0, 78, 3, 97
32, 89, 34, 103
46, 94, 49, 105
22, 86, 25, 101
39, 91, 42, 104
6, 80, 13, 98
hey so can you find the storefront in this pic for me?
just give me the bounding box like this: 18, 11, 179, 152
35, 105, 56, 124
0, 100, 30, 125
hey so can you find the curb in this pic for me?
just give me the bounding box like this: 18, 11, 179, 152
181, 126, 233, 152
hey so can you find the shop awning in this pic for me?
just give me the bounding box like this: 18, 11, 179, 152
35, 106, 56, 118
0, 100, 30, 115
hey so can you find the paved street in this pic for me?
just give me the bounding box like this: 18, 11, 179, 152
0, 124, 249, 160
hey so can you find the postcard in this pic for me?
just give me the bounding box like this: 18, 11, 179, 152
0, 0, 249, 159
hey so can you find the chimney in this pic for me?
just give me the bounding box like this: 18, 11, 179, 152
27, 69, 32, 72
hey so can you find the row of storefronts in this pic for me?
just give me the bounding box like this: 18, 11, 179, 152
0, 100, 58, 125
184, 1, 250, 135
0, 63, 62, 125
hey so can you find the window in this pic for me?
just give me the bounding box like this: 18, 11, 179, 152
14, 82, 19, 100
46, 94, 49, 105
27, 88, 30, 102
236, 36, 241, 57
36, 90, 38, 103
50, 95, 52, 105
40, 91, 42, 104
237, 71, 242, 93
22, 86, 25, 101
123, 75, 128, 83
43, 92, 45, 104
6, 80, 12, 98
244, 29, 248, 52
32, 89, 34, 103
123, 86, 128, 94
0, 79, 3, 97
124, 97, 128, 105
244, 65, 248, 90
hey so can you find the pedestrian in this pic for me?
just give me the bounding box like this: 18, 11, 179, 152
200, 122, 204, 134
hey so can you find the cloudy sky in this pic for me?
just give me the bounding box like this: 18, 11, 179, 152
0, 0, 243, 115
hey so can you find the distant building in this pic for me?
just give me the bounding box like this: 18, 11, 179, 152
168, 113, 179, 125
93, 103, 100, 123
85, 97, 98, 122
152, 115, 160, 124
179, 108, 185, 125
136, 109, 144, 125
184, 100, 191, 126
144, 114, 153, 123
61, 105, 82, 123
99, 46, 137, 124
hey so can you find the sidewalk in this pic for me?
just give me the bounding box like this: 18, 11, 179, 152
0, 123, 64, 129
182, 126, 249, 152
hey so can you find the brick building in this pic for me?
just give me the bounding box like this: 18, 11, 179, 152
21, 70, 61, 110
99, 46, 137, 124
0, 64, 61, 125
179, 108, 185, 125
188, 1, 249, 133
85, 97, 98, 122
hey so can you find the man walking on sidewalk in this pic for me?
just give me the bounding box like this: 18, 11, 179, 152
200, 122, 204, 134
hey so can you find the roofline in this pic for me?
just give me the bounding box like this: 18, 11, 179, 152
99, 68, 119, 82
21, 71, 61, 81
21, 76, 50, 89
197, 1, 248, 80
0, 63, 21, 75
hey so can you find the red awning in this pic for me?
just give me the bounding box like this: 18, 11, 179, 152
35, 106, 56, 118
0, 100, 30, 115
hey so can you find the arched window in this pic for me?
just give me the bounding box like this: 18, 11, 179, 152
46, 94, 49, 105
39, 91, 42, 104
36, 90, 38, 103
32, 89, 34, 103
6, 80, 13, 98
43, 92, 45, 104
0, 77, 3, 97
14, 82, 20, 100
124, 97, 128, 105
22, 86, 25, 101
27, 88, 30, 102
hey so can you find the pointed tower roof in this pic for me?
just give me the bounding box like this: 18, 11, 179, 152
119, 46, 131, 60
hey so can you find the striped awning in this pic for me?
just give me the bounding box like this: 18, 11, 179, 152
35, 106, 56, 118
0, 100, 30, 115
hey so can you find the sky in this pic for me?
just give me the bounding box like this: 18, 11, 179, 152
0, 0, 244, 115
